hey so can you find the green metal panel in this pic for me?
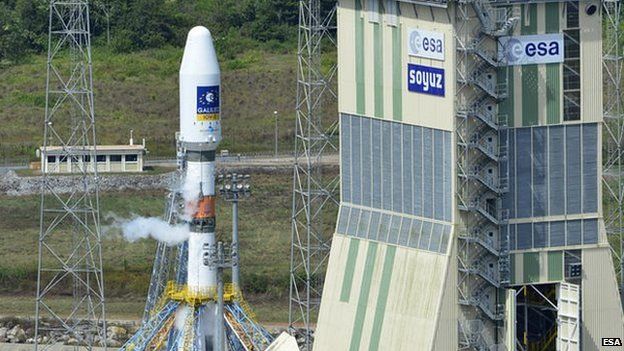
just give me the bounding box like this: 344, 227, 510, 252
545, 3, 561, 124
546, 64, 561, 124
523, 252, 540, 283
392, 26, 402, 121
340, 238, 361, 302
349, 242, 378, 351
356, 0, 365, 115
545, 2, 559, 33
368, 246, 397, 351
374, 24, 384, 118
521, 4, 538, 126
499, 67, 514, 126
547, 251, 563, 281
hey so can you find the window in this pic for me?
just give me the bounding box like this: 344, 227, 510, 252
125, 154, 138, 162
47, 156, 56, 163
83, 155, 91, 162
96, 155, 106, 163
110, 155, 122, 162
59, 156, 67, 162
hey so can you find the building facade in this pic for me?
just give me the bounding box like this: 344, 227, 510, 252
315, 1, 623, 350
41, 144, 146, 173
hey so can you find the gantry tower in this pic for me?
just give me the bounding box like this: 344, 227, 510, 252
289, 0, 339, 349
35, 1, 106, 349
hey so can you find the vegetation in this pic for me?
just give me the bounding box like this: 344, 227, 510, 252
0, 0, 338, 161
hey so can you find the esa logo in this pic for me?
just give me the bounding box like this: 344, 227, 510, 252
603, 338, 623, 346
407, 64, 445, 97
408, 28, 445, 61
499, 33, 564, 66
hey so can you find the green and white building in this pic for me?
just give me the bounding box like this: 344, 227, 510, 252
314, 1, 624, 350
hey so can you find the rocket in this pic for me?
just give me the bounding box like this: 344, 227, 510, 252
180, 26, 221, 295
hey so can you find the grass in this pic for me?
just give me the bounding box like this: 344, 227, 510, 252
0, 295, 289, 324
0, 45, 338, 161
0, 171, 330, 322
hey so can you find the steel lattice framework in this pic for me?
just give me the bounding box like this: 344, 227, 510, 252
35, 1, 106, 349
289, 0, 339, 349
602, 0, 624, 297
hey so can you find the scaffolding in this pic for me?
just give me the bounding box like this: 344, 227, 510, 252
602, 0, 624, 298
289, 0, 339, 350
34, 1, 106, 349
456, 1, 515, 349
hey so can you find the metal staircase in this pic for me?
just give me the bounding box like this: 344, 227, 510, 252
456, 1, 516, 350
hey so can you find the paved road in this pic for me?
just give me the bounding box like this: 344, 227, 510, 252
147, 153, 339, 168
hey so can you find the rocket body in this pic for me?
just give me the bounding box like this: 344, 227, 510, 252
179, 26, 221, 293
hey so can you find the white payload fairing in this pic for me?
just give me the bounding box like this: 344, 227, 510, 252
179, 26, 221, 294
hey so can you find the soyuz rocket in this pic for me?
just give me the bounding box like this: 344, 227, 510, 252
180, 26, 221, 349
180, 25, 221, 292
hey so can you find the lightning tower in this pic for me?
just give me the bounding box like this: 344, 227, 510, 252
289, 0, 339, 349
35, 0, 107, 349
602, 0, 624, 298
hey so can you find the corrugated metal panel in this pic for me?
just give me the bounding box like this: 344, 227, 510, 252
413, 126, 423, 217
361, 117, 372, 207
582, 124, 598, 213
402, 127, 413, 215
423, 129, 434, 219
372, 118, 383, 208
433, 130, 444, 221
566, 220, 581, 246
516, 128, 532, 217
581, 247, 624, 350
392, 123, 403, 213
382, 121, 392, 210
566, 124, 582, 214
352, 116, 362, 205
532, 127, 547, 216
341, 114, 352, 203
549, 125, 565, 215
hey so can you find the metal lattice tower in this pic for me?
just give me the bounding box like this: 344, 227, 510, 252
289, 0, 339, 349
602, 0, 624, 299
35, 1, 106, 349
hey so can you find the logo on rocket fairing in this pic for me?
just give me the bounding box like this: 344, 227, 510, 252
197, 86, 220, 121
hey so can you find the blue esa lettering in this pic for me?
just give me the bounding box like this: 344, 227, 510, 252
422, 37, 443, 53
525, 41, 560, 57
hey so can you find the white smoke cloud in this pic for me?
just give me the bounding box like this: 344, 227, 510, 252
103, 213, 189, 246
121, 216, 189, 246
175, 305, 191, 331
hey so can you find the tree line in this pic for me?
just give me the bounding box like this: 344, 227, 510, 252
0, 0, 335, 63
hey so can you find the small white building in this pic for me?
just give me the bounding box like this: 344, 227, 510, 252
40, 144, 146, 173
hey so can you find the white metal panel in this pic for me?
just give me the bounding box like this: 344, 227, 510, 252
557, 282, 580, 351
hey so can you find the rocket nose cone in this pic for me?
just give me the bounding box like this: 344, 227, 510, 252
181, 26, 220, 75
187, 26, 212, 41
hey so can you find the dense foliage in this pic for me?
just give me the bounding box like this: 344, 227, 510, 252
0, 0, 335, 63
